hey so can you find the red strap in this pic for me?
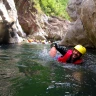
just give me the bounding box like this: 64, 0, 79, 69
74, 59, 83, 65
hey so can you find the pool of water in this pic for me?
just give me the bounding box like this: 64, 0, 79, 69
0, 44, 96, 96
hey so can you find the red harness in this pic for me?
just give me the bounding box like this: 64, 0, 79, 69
57, 50, 83, 65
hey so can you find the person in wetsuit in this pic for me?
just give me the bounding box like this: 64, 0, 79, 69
49, 43, 86, 65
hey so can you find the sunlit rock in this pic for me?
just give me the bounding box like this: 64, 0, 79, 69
0, 0, 25, 44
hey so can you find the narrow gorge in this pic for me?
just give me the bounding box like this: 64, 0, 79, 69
0, 0, 96, 48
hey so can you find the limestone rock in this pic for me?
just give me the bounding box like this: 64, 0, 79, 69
60, 0, 96, 48
1, 0, 96, 48
67, 0, 83, 21
43, 16, 70, 42
0, 0, 25, 44
80, 0, 96, 47
60, 18, 92, 47
15, 0, 47, 40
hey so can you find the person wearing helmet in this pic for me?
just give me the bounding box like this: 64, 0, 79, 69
49, 43, 86, 65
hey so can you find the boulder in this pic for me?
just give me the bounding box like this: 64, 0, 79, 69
60, 0, 96, 48
80, 0, 96, 47
43, 16, 70, 42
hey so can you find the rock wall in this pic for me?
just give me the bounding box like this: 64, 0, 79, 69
15, 0, 47, 40
43, 16, 70, 41
80, 0, 96, 47
1, 0, 96, 48
60, 0, 96, 48
14, 0, 68, 41
0, 0, 26, 44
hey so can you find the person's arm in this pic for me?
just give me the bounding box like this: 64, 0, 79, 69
51, 43, 67, 55
49, 47, 57, 57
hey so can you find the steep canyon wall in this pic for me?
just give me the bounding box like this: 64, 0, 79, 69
0, 0, 96, 48
0, 0, 26, 44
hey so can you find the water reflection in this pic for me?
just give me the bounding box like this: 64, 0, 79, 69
0, 44, 96, 96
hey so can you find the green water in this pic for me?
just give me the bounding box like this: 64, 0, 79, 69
0, 44, 96, 96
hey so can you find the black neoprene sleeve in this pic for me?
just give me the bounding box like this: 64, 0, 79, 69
51, 43, 67, 55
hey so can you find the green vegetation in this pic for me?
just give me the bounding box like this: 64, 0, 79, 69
34, 0, 70, 20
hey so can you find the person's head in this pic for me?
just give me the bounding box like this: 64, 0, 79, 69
72, 45, 86, 59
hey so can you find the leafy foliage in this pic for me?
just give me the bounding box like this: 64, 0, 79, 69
39, 0, 69, 19
34, 0, 70, 20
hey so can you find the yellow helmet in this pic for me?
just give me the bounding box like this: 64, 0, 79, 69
74, 45, 86, 55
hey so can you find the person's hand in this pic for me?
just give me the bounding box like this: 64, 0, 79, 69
50, 43, 57, 48
49, 47, 57, 57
